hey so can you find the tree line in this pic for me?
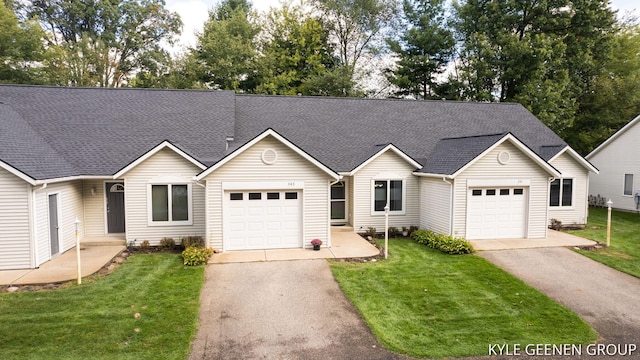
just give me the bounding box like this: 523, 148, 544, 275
2, 0, 639, 154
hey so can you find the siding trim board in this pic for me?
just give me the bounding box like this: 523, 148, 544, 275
346, 144, 422, 175
114, 141, 207, 179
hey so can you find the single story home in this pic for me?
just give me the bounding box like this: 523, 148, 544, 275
586, 114, 640, 211
0, 85, 597, 270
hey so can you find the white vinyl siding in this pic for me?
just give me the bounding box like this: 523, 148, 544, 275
202, 135, 332, 251
453, 142, 550, 239
549, 152, 589, 225
352, 151, 419, 232
121, 148, 205, 245
0, 168, 32, 270
33, 180, 85, 266
419, 177, 452, 235
588, 121, 640, 212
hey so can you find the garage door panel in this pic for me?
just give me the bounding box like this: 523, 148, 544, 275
467, 187, 526, 240
225, 191, 302, 250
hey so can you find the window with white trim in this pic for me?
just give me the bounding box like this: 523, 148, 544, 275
624, 174, 634, 196
550, 179, 573, 207
148, 184, 192, 225
372, 180, 404, 214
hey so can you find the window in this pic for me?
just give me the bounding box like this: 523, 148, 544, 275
230, 193, 243, 200
472, 189, 482, 196
624, 174, 634, 196
550, 179, 573, 207
486, 189, 496, 196
267, 192, 280, 200
514, 188, 524, 195
249, 193, 262, 200
285, 192, 298, 200
373, 180, 404, 214
500, 189, 510, 196
149, 184, 192, 225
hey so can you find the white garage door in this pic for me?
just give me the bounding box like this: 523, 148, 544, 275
225, 190, 302, 250
467, 187, 526, 240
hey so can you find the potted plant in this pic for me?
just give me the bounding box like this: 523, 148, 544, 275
402, 226, 409, 237
311, 239, 322, 250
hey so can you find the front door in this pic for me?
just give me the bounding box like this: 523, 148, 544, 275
48, 194, 60, 256
331, 181, 347, 224
106, 182, 125, 233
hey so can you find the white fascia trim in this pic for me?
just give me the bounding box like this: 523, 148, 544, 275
549, 146, 599, 174
114, 141, 206, 179
0, 160, 36, 185
586, 114, 640, 159
413, 172, 454, 179
196, 128, 340, 181
34, 175, 111, 185
451, 133, 562, 178
345, 144, 423, 176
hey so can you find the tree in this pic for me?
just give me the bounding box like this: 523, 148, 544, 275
310, 0, 396, 96
129, 52, 206, 89
254, 4, 337, 95
0, 0, 45, 83
385, 0, 454, 99
28, 0, 182, 87
193, 0, 260, 91
451, 0, 616, 137
567, 22, 640, 154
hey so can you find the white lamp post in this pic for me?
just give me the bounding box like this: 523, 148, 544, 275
75, 218, 81, 285
606, 199, 613, 247
384, 204, 389, 259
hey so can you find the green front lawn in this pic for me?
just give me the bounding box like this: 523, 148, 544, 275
568, 207, 640, 278
0, 254, 205, 360
330, 239, 596, 358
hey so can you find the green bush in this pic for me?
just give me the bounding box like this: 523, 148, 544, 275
411, 229, 474, 255
181, 236, 205, 249
159, 237, 176, 250
182, 246, 214, 266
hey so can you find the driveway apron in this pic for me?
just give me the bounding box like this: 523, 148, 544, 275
189, 259, 407, 360
479, 247, 640, 347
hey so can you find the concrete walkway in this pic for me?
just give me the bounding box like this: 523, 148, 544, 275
0, 245, 125, 286
470, 229, 596, 251
209, 229, 380, 264
480, 247, 640, 347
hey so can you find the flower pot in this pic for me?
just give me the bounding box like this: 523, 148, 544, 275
313, 244, 321, 251
402, 231, 409, 237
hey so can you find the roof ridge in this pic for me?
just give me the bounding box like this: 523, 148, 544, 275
236, 93, 524, 106
0, 83, 234, 94
440, 132, 507, 141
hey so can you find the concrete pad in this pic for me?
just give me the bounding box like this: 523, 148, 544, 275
208, 229, 379, 264
471, 230, 596, 251
1, 245, 125, 285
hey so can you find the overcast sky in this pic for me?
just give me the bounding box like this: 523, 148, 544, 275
165, 0, 640, 53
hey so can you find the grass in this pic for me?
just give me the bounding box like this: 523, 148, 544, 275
0, 254, 205, 360
568, 207, 640, 278
330, 239, 596, 358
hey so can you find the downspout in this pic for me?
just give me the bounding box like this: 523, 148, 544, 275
547, 177, 557, 238
31, 183, 48, 268
442, 177, 454, 236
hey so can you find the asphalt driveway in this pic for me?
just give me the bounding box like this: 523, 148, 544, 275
480, 247, 640, 346
189, 259, 408, 360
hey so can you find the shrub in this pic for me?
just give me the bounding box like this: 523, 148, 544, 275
366, 227, 377, 238
409, 225, 419, 236
139, 240, 151, 249
159, 237, 176, 250
388, 226, 399, 237
182, 246, 214, 266
549, 218, 562, 231
181, 236, 205, 249
410, 229, 473, 255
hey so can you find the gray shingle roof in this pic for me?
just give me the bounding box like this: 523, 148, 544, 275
0, 85, 569, 180
420, 133, 507, 175
233, 95, 567, 173
1, 85, 235, 179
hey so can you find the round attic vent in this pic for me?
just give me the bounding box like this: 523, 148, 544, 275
497, 151, 511, 165
261, 149, 278, 165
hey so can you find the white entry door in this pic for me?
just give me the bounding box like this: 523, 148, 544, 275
225, 190, 302, 250
467, 187, 526, 239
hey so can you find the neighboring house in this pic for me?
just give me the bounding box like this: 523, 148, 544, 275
586, 114, 640, 212
0, 85, 597, 270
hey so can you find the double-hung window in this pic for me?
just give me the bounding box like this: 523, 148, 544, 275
549, 178, 573, 207
372, 179, 405, 214
148, 184, 192, 225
